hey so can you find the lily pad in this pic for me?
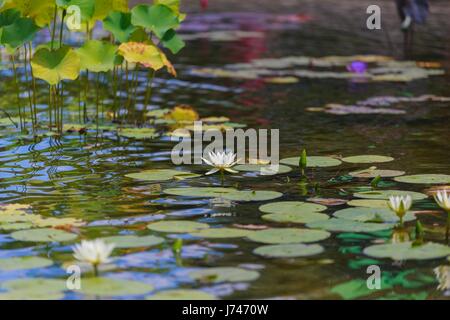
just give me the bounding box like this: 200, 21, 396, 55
147, 289, 216, 300
394, 174, 450, 184
0, 290, 64, 300
189, 228, 252, 238
125, 169, 199, 182
222, 190, 283, 202
147, 220, 209, 233
253, 243, 324, 258
118, 128, 159, 139
189, 267, 260, 283
259, 201, 327, 214
307, 218, 393, 233
342, 155, 394, 164
164, 187, 237, 198
80, 278, 154, 297
333, 207, 416, 223
363, 242, 450, 260
350, 168, 405, 178
347, 199, 389, 208
234, 164, 292, 175
353, 190, 427, 200
261, 211, 329, 224
0, 256, 53, 271
11, 228, 77, 242
102, 235, 164, 248
246, 228, 330, 244
2, 278, 66, 294
280, 156, 341, 167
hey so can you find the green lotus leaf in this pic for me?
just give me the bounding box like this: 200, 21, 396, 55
189, 267, 260, 283
353, 190, 427, 200
147, 220, 209, 233
280, 156, 341, 167
247, 228, 330, 244
80, 278, 154, 297
125, 169, 199, 182
342, 155, 394, 164
0, 256, 53, 270
0, 9, 39, 49
253, 243, 324, 258
10, 0, 54, 27
333, 207, 416, 223
307, 218, 393, 233
363, 241, 450, 260
77, 40, 117, 72
103, 11, 136, 43
131, 4, 179, 38
10, 228, 78, 242
31, 46, 80, 85
189, 227, 253, 239
161, 28, 185, 54
234, 164, 292, 175
147, 289, 216, 300
56, 0, 95, 21
349, 168, 405, 178
394, 174, 450, 184
102, 235, 164, 248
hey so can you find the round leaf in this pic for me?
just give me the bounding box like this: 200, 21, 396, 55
189, 267, 260, 283
394, 174, 450, 184
125, 169, 199, 181
80, 278, 154, 297
353, 190, 427, 200
147, 220, 209, 233
342, 155, 394, 164
10, 228, 77, 242
307, 218, 393, 233
102, 235, 164, 248
280, 156, 341, 167
246, 228, 330, 244
189, 227, 252, 238
147, 289, 216, 300
363, 242, 450, 260
333, 207, 416, 223
0, 256, 53, 271
253, 243, 324, 258
77, 40, 117, 72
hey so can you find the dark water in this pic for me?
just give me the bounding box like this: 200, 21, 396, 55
0, 11, 449, 299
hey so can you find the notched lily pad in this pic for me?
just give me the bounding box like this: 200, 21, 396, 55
0, 256, 53, 271
189, 228, 252, 238
394, 174, 450, 184
363, 242, 450, 260
80, 278, 154, 297
125, 169, 200, 182
342, 155, 394, 164
307, 218, 393, 233
118, 128, 159, 139
259, 201, 326, 214
262, 211, 329, 224
246, 228, 330, 244
147, 220, 209, 233
353, 190, 427, 200
102, 235, 164, 248
253, 243, 324, 258
350, 168, 405, 178
10, 228, 77, 242
234, 164, 292, 175
189, 267, 260, 283
347, 199, 389, 208
280, 156, 341, 167
333, 207, 416, 223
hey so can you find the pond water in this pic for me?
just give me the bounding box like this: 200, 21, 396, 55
0, 10, 449, 300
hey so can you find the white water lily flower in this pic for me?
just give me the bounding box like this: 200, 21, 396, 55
434, 190, 450, 212
434, 266, 450, 292
202, 151, 238, 175
387, 195, 412, 222
73, 239, 115, 267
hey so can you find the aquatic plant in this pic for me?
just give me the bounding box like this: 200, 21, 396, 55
387, 195, 412, 226
73, 239, 115, 276
202, 150, 238, 183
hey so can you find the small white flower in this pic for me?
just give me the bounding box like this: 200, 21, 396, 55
72, 239, 115, 266
202, 151, 238, 175
434, 266, 450, 292
434, 190, 450, 212
387, 195, 412, 221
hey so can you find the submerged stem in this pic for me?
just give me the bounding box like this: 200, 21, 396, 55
11, 54, 23, 131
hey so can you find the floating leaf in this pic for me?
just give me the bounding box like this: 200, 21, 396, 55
0, 256, 53, 271
10, 228, 77, 242
102, 235, 164, 248
307, 218, 393, 233
347, 199, 389, 208
147, 289, 216, 300
363, 242, 450, 260
125, 169, 199, 182
234, 164, 292, 175
163, 105, 199, 122
131, 4, 179, 38
353, 190, 427, 200
1, 278, 66, 294
394, 174, 450, 184
103, 11, 137, 43
77, 40, 117, 72
80, 278, 153, 297
262, 211, 329, 224
259, 201, 327, 214
117, 128, 159, 139
246, 228, 330, 244
342, 155, 394, 164
189, 228, 252, 238
307, 198, 348, 206
31, 46, 80, 85
253, 243, 324, 258
163, 187, 237, 198
0, 290, 64, 300
350, 168, 405, 178
331, 279, 391, 300
333, 207, 416, 223
280, 156, 341, 167
147, 220, 209, 233
189, 267, 259, 283
222, 190, 283, 202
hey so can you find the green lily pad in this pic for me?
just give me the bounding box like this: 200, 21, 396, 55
353, 190, 427, 200
11, 228, 77, 242
222, 190, 283, 202
262, 211, 329, 224
347, 199, 389, 208
189, 267, 260, 283
147, 289, 216, 300
118, 128, 159, 139
2, 278, 66, 294
307, 218, 393, 233
234, 164, 292, 175
342, 155, 394, 164
147, 220, 209, 233
80, 278, 154, 297
189, 228, 252, 238
394, 174, 450, 184
333, 207, 416, 223
163, 187, 237, 198
253, 243, 324, 258
246, 228, 330, 244
125, 169, 199, 182
0, 256, 53, 271
0, 290, 64, 300
102, 235, 164, 248
259, 201, 326, 214
280, 156, 341, 167
363, 242, 450, 260
349, 169, 405, 178
0, 222, 33, 230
